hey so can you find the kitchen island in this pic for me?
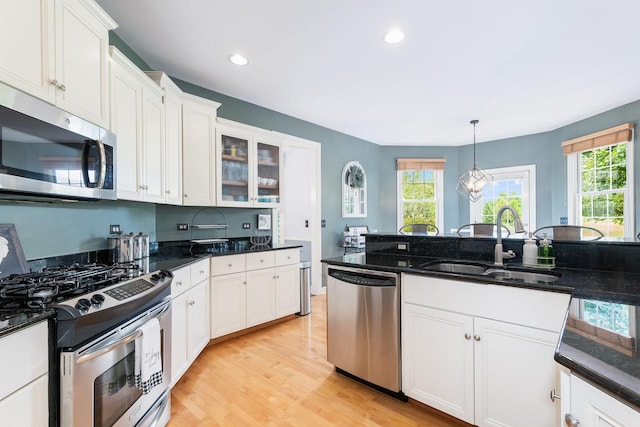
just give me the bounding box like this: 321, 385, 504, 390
323, 233, 640, 425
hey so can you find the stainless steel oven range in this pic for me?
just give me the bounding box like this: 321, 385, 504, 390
0, 263, 173, 427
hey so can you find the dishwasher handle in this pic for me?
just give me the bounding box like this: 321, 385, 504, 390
328, 269, 396, 287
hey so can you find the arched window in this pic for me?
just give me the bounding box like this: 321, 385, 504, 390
342, 161, 367, 217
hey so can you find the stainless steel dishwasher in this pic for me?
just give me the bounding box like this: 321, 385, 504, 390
326, 265, 405, 400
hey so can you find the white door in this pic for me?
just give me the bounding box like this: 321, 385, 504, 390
470, 165, 536, 234
280, 136, 323, 295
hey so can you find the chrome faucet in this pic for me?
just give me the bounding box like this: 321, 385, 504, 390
495, 205, 525, 266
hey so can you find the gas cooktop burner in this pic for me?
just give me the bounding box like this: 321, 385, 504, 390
0, 262, 144, 309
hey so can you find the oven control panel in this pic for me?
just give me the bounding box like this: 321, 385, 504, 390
59, 270, 173, 316
104, 279, 154, 301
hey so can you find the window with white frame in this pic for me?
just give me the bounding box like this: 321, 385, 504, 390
564, 124, 636, 348
564, 123, 635, 239
469, 165, 536, 234
396, 158, 444, 232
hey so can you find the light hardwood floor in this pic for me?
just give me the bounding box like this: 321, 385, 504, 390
168, 293, 466, 426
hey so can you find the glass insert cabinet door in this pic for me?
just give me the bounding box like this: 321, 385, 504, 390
256, 141, 280, 205
217, 125, 282, 207
220, 134, 250, 203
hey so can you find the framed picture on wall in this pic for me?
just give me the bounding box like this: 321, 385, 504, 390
0, 224, 28, 277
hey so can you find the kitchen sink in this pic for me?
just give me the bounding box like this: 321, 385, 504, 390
482, 268, 560, 285
420, 260, 561, 285
421, 261, 489, 275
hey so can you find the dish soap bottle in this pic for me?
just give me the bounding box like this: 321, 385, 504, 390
522, 234, 538, 267
538, 233, 555, 267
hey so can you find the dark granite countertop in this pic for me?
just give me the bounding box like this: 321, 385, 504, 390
322, 252, 640, 410
0, 244, 302, 339
150, 243, 303, 272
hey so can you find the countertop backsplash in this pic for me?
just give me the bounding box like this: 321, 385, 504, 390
364, 233, 640, 274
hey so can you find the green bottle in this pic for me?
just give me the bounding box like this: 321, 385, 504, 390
538, 233, 554, 266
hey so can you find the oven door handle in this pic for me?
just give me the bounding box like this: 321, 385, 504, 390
137, 390, 170, 427
76, 301, 170, 365
77, 329, 142, 365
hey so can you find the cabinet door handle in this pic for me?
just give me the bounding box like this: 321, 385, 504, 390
228, 263, 233, 267
564, 414, 580, 426
58, 83, 66, 92
50, 79, 59, 87
464, 333, 471, 340
188, 300, 195, 306
176, 280, 183, 287
474, 335, 481, 342
550, 389, 561, 402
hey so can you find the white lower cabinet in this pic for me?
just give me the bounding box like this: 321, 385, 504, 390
246, 267, 276, 327
0, 321, 49, 426
210, 271, 247, 337
275, 263, 301, 317
210, 249, 300, 339
402, 274, 570, 427
170, 259, 210, 386
565, 374, 640, 427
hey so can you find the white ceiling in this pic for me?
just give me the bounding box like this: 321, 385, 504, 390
95, 0, 640, 146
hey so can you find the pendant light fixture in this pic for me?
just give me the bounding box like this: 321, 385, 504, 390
457, 119, 492, 202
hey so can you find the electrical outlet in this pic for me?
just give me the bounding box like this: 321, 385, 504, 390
177, 224, 189, 231
321, 219, 326, 228
397, 243, 409, 251
242, 223, 251, 229
109, 224, 120, 234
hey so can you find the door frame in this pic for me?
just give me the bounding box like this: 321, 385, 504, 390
277, 132, 323, 295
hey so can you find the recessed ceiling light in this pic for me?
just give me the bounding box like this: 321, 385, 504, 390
384, 29, 405, 44
229, 54, 249, 66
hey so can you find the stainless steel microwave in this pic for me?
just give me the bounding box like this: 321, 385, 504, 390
0, 81, 116, 201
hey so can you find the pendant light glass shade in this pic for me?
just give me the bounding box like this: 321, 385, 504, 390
457, 120, 492, 202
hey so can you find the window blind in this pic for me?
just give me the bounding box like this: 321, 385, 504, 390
396, 158, 445, 171
562, 123, 633, 155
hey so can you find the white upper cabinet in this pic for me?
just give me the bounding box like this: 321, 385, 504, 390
146, 72, 184, 205
0, 0, 117, 127
216, 119, 282, 207
182, 94, 221, 206
109, 47, 165, 203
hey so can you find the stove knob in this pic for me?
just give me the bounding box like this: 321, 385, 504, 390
75, 298, 91, 313
150, 274, 161, 283
90, 294, 105, 308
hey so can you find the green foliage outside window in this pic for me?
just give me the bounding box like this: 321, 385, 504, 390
481, 192, 522, 229
579, 143, 627, 237
582, 300, 630, 337
401, 170, 436, 225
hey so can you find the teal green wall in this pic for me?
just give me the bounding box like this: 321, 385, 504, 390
0, 200, 155, 260
452, 100, 640, 235
170, 78, 386, 259
1, 33, 638, 262
155, 205, 272, 241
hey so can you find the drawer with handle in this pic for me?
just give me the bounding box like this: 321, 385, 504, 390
211, 254, 246, 276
